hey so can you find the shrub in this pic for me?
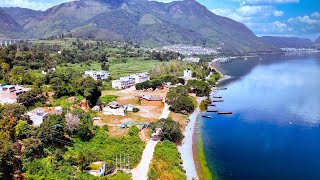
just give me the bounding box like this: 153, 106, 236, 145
133, 107, 140, 113
128, 126, 139, 136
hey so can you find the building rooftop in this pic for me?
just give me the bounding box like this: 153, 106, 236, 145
86, 161, 105, 171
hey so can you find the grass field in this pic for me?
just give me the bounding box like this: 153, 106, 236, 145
109, 59, 161, 78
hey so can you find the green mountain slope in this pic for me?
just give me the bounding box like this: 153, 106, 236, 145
1, 0, 275, 52
0, 9, 23, 37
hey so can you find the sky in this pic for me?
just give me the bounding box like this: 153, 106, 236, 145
0, 0, 319, 40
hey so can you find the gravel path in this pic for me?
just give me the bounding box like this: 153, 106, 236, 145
131, 102, 170, 180
178, 97, 206, 180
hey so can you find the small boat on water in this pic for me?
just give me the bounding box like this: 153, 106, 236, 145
202, 115, 212, 118
208, 104, 216, 106
217, 112, 233, 115
219, 87, 227, 90
213, 96, 222, 98
207, 110, 218, 112
212, 100, 224, 102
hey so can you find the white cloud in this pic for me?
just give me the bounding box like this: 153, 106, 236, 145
289, 12, 320, 25
0, 0, 71, 10
273, 10, 284, 17
212, 5, 284, 23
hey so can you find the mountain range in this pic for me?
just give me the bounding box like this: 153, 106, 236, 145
260, 36, 316, 49
0, 0, 318, 52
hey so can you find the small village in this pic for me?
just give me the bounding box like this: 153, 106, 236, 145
0, 59, 219, 179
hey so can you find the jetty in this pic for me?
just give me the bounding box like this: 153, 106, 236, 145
207, 110, 218, 112
212, 100, 224, 102
217, 112, 233, 115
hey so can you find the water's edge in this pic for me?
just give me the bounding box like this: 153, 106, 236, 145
193, 112, 214, 180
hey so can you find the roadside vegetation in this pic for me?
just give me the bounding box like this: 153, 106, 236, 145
148, 140, 186, 180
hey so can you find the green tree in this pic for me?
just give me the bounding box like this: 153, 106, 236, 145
2, 104, 27, 120
170, 96, 195, 114
150, 118, 184, 143
17, 88, 44, 108
77, 77, 101, 107
0, 139, 14, 180
187, 80, 210, 97
15, 120, 31, 139
40, 115, 66, 144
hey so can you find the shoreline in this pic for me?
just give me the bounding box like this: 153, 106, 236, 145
193, 120, 214, 180
209, 60, 234, 84
191, 62, 228, 180
177, 97, 206, 180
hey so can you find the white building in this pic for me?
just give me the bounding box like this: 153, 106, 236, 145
112, 76, 135, 89
183, 57, 200, 63
26, 107, 63, 126
86, 161, 106, 177
112, 72, 150, 89
129, 72, 150, 84
103, 101, 127, 116
83, 70, 110, 80
184, 69, 192, 79
0, 84, 30, 104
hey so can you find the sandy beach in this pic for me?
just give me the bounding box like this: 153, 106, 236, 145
178, 96, 206, 180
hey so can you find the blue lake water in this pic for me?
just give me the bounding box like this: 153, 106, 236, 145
200, 54, 320, 180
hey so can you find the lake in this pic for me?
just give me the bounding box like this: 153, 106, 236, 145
200, 53, 320, 180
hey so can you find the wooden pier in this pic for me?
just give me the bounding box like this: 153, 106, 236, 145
217, 112, 233, 115
212, 100, 224, 102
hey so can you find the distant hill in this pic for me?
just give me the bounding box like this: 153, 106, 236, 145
1, 7, 44, 27
0, 0, 275, 52
315, 36, 320, 44
260, 36, 314, 48
0, 9, 23, 37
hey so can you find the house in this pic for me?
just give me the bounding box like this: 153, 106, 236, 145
103, 101, 126, 116
86, 161, 106, 177
135, 94, 164, 106
184, 69, 192, 79
42, 68, 56, 75
83, 70, 110, 80
129, 72, 150, 84
127, 104, 134, 112
27, 107, 63, 126
151, 128, 162, 140
0, 84, 30, 104
112, 76, 135, 89
111, 72, 150, 89
92, 105, 101, 111
183, 57, 200, 63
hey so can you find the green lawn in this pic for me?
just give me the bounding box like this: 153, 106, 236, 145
109, 59, 161, 78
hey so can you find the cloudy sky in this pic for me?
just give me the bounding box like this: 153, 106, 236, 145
0, 0, 319, 40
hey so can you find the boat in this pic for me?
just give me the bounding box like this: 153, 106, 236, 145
213, 96, 222, 98
219, 87, 227, 90
217, 112, 233, 115
212, 100, 224, 102
208, 104, 216, 106
207, 110, 218, 112
202, 115, 212, 118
